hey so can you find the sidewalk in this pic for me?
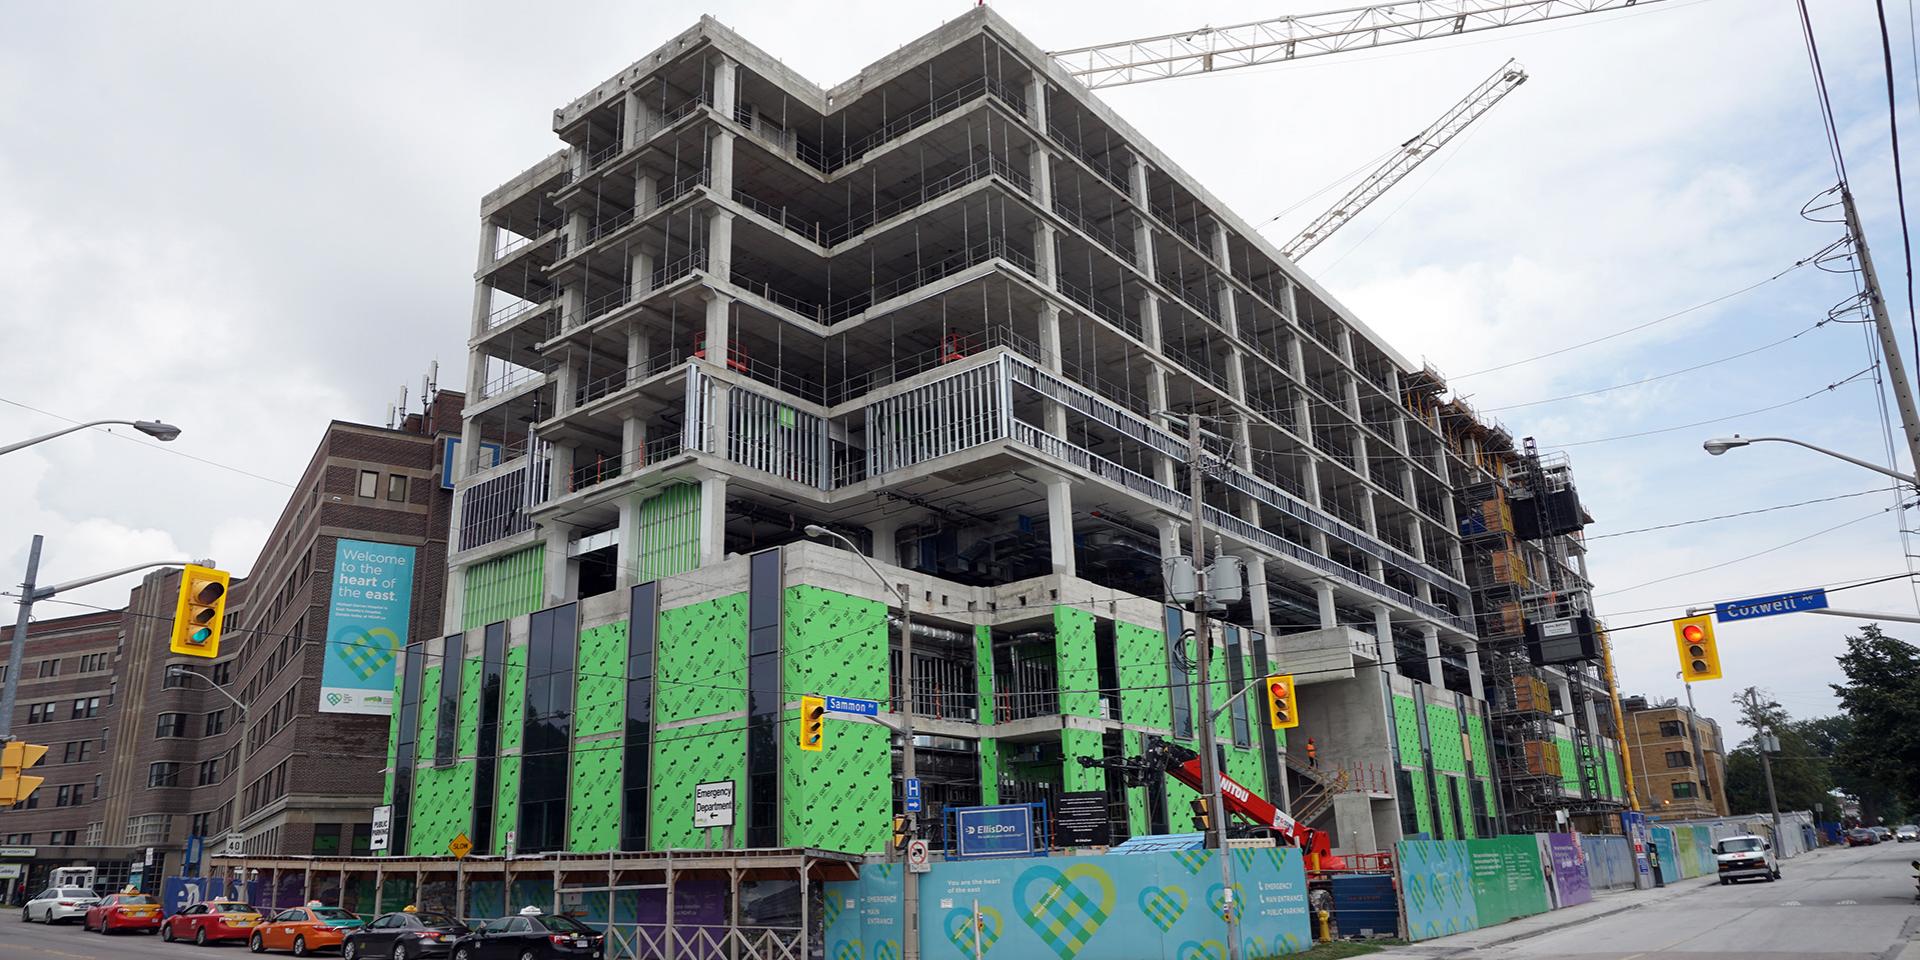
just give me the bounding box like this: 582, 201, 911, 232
1369, 844, 1844, 958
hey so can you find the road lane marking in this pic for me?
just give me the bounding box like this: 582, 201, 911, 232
1838, 899, 1859, 905
1780, 900, 1801, 905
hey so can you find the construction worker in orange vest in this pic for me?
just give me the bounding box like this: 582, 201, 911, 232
1305, 737, 1319, 769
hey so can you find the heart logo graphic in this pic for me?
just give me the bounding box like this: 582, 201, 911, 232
1138, 885, 1187, 933
1175, 939, 1225, 960
1205, 883, 1244, 923
830, 940, 862, 960
1243, 932, 1306, 959
872, 940, 900, 960
1015, 863, 1116, 960
944, 906, 1003, 954
822, 897, 844, 931
333, 626, 399, 680
1170, 850, 1212, 875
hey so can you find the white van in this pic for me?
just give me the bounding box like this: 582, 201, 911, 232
1713, 834, 1779, 884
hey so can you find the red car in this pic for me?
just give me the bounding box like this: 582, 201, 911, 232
83, 892, 162, 934
161, 899, 265, 945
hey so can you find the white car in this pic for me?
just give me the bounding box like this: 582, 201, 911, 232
22, 886, 100, 924
1714, 835, 1779, 884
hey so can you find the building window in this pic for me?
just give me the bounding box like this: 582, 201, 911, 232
164, 668, 193, 689
189, 813, 211, 838
148, 762, 180, 787
78, 653, 108, 673
37, 659, 59, 678
48, 830, 76, 846
1665, 750, 1692, 769
357, 470, 380, 498
519, 604, 578, 855
203, 710, 226, 736
311, 823, 341, 855
390, 642, 426, 855
198, 759, 221, 786
212, 661, 232, 685
745, 550, 781, 848
1658, 720, 1683, 738
92, 774, 101, 800
1672, 781, 1697, 799
387, 474, 408, 502
474, 622, 506, 855
26, 702, 53, 724
435, 634, 463, 767
155, 713, 188, 739
124, 814, 171, 846
1164, 607, 1194, 740
71, 697, 100, 720
620, 584, 659, 852
61, 741, 90, 764
1224, 626, 1252, 749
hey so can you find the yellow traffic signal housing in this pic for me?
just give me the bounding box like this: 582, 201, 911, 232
1189, 797, 1211, 831
0, 741, 48, 808
1674, 616, 1722, 682
799, 695, 826, 752
892, 815, 910, 853
170, 565, 231, 658
1266, 674, 1299, 730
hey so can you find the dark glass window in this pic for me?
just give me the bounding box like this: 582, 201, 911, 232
473, 622, 505, 854
435, 634, 463, 767
621, 582, 659, 851
519, 604, 577, 854
1224, 626, 1251, 749
1164, 607, 1192, 740
745, 549, 781, 848
1247, 630, 1285, 802
391, 641, 426, 855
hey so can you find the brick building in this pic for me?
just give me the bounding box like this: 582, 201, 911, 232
1622, 694, 1729, 819
1, 394, 463, 893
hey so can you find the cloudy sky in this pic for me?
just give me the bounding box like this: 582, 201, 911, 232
2, 0, 1913, 742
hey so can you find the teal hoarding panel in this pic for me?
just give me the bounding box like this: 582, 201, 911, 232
322, 539, 417, 715
1396, 840, 1478, 942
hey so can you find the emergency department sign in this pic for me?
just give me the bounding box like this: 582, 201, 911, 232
321, 539, 417, 715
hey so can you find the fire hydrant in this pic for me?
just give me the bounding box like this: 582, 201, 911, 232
1316, 908, 1333, 942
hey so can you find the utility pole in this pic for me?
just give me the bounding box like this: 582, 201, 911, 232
0, 536, 43, 741
899, 588, 919, 960
1185, 412, 1241, 960
1843, 186, 1920, 477
1737, 688, 1784, 841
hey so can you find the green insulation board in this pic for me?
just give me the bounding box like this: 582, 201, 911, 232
782, 585, 890, 852
463, 545, 544, 630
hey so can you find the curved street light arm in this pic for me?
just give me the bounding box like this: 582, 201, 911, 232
166, 666, 249, 718
0, 420, 180, 458
1707, 435, 1920, 487
31, 557, 212, 601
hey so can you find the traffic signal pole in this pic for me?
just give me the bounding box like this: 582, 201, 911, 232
0, 535, 43, 741
1186, 412, 1241, 960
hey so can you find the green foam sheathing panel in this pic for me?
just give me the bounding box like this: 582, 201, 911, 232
1054, 606, 1100, 718
650, 720, 746, 849
976, 625, 1000, 805
1410, 767, 1434, 837
782, 585, 890, 852
409, 665, 476, 854
1468, 713, 1492, 779
1115, 621, 1171, 730
463, 545, 544, 630
568, 620, 628, 851
978, 737, 1001, 805
1426, 703, 1466, 774
1392, 695, 1422, 769
656, 594, 748, 723
1606, 750, 1623, 800
458, 656, 483, 755
1060, 729, 1106, 792
494, 643, 527, 850
634, 483, 701, 582
1434, 773, 1457, 840
1556, 737, 1579, 793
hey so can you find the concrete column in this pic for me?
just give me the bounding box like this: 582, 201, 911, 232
623, 91, 649, 149
1335, 325, 1355, 364
1208, 217, 1232, 271
1553, 676, 1575, 720
1032, 221, 1057, 287
1148, 366, 1177, 488
1332, 794, 1381, 855
634, 171, 660, 216
702, 289, 731, 369
707, 208, 735, 281
628, 322, 652, 374
1026, 71, 1048, 130
1373, 604, 1396, 672
1400, 465, 1419, 508
1046, 477, 1075, 577
869, 517, 901, 567
1155, 518, 1183, 565
1404, 516, 1425, 563
1352, 433, 1372, 484
1422, 626, 1444, 688
554, 360, 579, 414
630, 244, 658, 300
1028, 145, 1053, 208
561, 282, 585, 330
1226, 349, 1248, 403
698, 475, 729, 566
1138, 293, 1163, 349
710, 129, 736, 198
621, 415, 643, 473
1243, 555, 1273, 639
541, 520, 575, 605
615, 494, 638, 589
549, 442, 576, 496
1037, 303, 1064, 373
712, 56, 738, 119
1465, 641, 1486, 702
1314, 580, 1337, 630
1343, 373, 1364, 421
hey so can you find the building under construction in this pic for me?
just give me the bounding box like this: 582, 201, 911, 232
380, 6, 1629, 883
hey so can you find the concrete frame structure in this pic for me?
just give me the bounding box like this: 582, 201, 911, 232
395, 8, 1628, 869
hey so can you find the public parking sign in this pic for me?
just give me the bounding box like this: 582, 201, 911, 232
951, 804, 1040, 859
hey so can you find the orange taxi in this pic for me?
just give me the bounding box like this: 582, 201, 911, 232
250, 903, 367, 956
162, 899, 265, 945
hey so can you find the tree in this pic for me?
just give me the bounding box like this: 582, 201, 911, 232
1831, 624, 1920, 809
1800, 715, 1904, 824
1721, 687, 1833, 817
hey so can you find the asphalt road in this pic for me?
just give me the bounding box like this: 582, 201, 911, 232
0, 915, 253, 959
1388, 839, 1920, 960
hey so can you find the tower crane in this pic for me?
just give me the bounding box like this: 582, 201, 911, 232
1048, 0, 1666, 89
1283, 59, 1527, 259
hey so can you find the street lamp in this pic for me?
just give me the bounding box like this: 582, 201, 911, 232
801, 523, 921, 960
0, 419, 182, 457
168, 666, 249, 863
1702, 435, 1919, 487
2, 534, 210, 738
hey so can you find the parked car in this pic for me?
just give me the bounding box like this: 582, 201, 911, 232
341, 910, 470, 960
1713, 834, 1779, 884
1897, 825, 1920, 843
449, 908, 605, 960
83, 892, 162, 934
21, 886, 99, 924
161, 900, 264, 945
1847, 827, 1879, 846
251, 903, 366, 956
1873, 826, 1895, 842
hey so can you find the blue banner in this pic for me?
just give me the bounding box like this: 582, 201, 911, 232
951, 805, 1039, 859
1714, 589, 1827, 622
321, 539, 417, 715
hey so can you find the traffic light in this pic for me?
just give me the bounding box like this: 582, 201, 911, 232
1673, 615, 1722, 682
0, 741, 47, 808
799, 695, 826, 752
893, 815, 910, 853
169, 564, 231, 659
1265, 674, 1299, 729
1189, 797, 1211, 832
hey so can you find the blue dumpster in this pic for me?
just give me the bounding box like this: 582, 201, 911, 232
1329, 874, 1399, 938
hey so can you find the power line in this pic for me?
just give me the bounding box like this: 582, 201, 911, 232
0, 396, 295, 489
1871, 0, 1920, 386
1480, 319, 1831, 412
1547, 367, 1872, 448
1597, 506, 1903, 597
1585, 488, 1894, 541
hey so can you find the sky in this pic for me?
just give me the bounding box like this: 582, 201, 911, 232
1, 0, 1915, 746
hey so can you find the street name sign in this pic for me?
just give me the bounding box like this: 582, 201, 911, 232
1714, 589, 1828, 623
824, 696, 879, 716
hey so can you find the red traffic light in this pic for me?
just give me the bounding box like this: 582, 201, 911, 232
1681, 624, 1705, 644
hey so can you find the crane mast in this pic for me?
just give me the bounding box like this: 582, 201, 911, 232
1049, 0, 1663, 89
1284, 59, 1527, 259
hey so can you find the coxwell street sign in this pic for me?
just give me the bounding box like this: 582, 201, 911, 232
1714, 589, 1828, 623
